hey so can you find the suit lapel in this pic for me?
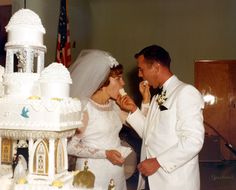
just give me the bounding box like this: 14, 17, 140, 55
144, 96, 158, 140
144, 76, 183, 144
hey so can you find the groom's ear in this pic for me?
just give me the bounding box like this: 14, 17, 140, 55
152, 62, 161, 73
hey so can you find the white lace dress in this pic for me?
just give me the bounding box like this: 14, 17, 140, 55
67, 99, 127, 190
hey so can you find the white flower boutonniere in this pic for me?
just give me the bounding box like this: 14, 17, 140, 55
156, 90, 167, 106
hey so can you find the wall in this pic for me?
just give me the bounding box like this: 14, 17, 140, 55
88, 0, 236, 93
11, 0, 236, 95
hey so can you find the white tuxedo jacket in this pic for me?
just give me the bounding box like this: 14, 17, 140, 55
127, 76, 205, 190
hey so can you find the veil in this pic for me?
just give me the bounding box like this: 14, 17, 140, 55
69, 49, 119, 108
14, 155, 27, 181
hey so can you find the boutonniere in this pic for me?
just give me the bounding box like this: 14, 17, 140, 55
156, 90, 168, 111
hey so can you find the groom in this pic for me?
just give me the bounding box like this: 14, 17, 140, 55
117, 45, 205, 190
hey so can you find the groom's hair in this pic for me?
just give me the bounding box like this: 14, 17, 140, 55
134, 45, 171, 68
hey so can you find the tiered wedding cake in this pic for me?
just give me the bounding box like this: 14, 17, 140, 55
0, 9, 103, 190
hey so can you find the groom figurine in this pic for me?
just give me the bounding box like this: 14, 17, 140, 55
117, 45, 205, 190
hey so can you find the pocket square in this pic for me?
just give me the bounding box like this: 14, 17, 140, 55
159, 105, 168, 111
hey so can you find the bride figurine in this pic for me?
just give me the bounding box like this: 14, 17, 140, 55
14, 154, 27, 182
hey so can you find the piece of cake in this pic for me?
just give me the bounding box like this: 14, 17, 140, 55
119, 88, 127, 96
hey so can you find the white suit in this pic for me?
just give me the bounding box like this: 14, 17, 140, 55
127, 75, 205, 190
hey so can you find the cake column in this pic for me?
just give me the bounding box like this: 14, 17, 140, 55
12, 140, 17, 153
62, 137, 68, 171
48, 138, 55, 181
28, 138, 34, 175
5, 49, 14, 73
37, 51, 45, 73
25, 48, 34, 73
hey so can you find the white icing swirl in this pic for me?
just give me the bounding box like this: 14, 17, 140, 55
5, 9, 45, 33
40, 63, 72, 84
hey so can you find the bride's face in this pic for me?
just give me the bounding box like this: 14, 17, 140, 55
106, 75, 125, 99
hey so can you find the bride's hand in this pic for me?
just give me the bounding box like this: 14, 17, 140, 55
105, 150, 125, 166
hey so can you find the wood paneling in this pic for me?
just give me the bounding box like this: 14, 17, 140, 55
195, 60, 236, 160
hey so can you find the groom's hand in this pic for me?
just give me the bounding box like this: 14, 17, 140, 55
137, 158, 160, 176
116, 95, 137, 113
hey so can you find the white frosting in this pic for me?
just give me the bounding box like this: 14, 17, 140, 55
5, 9, 46, 48
0, 97, 82, 131
5, 29, 45, 48
40, 63, 72, 84
5, 9, 45, 33
39, 63, 72, 98
3, 73, 40, 97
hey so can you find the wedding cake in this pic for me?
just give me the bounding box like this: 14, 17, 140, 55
0, 9, 101, 190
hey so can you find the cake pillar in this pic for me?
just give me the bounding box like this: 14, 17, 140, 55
28, 138, 34, 175
5, 49, 14, 73
12, 140, 17, 152
62, 137, 68, 171
26, 49, 34, 73
48, 138, 55, 181
37, 51, 45, 73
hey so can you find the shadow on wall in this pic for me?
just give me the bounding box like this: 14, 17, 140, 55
0, 5, 11, 67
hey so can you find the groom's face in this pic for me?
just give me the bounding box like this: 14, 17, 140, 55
137, 55, 159, 88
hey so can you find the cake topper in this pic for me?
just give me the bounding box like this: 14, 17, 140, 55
73, 160, 95, 188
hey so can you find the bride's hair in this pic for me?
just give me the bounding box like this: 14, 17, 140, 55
100, 64, 123, 88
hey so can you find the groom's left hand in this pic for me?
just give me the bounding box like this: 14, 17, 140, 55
137, 158, 160, 176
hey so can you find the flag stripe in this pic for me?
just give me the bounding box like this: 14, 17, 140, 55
56, 0, 71, 68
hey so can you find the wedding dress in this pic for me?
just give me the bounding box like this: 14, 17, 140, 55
68, 99, 127, 190
14, 155, 27, 182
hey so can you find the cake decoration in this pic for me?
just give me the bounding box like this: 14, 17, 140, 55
20, 107, 29, 118
73, 160, 95, 188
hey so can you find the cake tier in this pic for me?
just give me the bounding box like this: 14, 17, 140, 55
3, 73, 40, 97
0, 97, 82, 132
5, 28, 46, 49
5, 9, 46, 49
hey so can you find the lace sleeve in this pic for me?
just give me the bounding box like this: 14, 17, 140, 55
67, 135, 106, 159
67, 110, 106, 159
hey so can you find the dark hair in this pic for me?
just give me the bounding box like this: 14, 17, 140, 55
134, 45, 171, 68
100, 64, 123, 87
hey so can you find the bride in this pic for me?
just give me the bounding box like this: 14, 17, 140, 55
68, 49, 130, 189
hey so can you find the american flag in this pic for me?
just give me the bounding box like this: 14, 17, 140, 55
56, 0, 71, 68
